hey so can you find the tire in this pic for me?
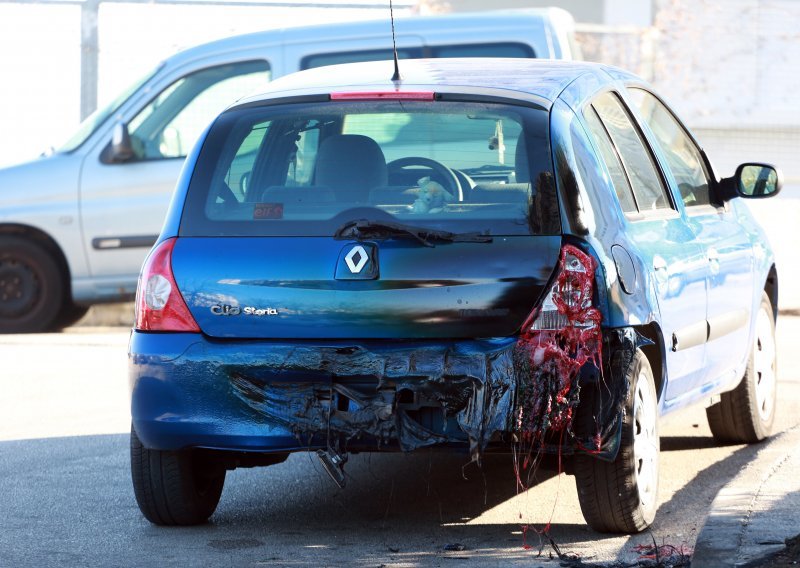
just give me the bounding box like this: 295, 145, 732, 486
130, 427, 226, 526
574, 350, 659, 533
706, 292, 777, 443
0, 236, 64, 333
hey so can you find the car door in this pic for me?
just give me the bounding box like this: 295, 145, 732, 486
628, 88, 755, 387
78, 59, 270, 295
582, 91, 709, 404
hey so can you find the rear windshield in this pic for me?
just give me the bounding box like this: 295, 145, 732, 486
180, 99, 559, 237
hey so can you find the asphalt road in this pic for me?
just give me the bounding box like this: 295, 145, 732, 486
1, 319, 799, 567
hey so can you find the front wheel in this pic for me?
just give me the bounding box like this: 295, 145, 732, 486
706, 292, 777, 443
574, 350, 659, 533
130, 427, 226, 526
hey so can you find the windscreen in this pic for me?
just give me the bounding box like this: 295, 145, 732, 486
180, 99, 559, 236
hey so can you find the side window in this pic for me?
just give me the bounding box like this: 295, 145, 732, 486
591, 92, 672, 212
628, 88, 712, 207
126, 60, 270, 161
583, 106, 638, 213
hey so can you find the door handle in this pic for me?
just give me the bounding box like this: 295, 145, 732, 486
653, 256, 668, 272
707, 248, 719, 263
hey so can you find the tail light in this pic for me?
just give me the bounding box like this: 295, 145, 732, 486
134, 238, 200, 332
522, 244, 601, 334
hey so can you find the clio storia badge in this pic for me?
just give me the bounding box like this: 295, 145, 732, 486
336, 243, 378, 280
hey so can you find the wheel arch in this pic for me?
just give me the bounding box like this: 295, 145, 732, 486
0, 223, 73, 303
633, 321, 666, 404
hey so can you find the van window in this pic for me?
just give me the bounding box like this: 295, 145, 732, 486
301, 43, 534, 70
123, 60, 270, 162
180, 100, 557, 237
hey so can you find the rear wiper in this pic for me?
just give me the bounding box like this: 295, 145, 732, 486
334, 219, 492, 247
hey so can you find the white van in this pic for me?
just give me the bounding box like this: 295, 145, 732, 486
0, 8, 577, 332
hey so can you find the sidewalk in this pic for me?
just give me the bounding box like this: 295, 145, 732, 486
692, 424, 800, 567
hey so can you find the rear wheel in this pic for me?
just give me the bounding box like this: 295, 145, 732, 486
706, 292, 776, 443
0, 236, 63, 333
574, 350, 659, 533
130, 427, 226, 526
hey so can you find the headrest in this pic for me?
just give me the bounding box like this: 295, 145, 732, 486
315, 134, 388, 199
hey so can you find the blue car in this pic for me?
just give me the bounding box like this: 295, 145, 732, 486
128, 59, 781, 533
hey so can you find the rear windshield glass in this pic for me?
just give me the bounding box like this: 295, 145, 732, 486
180, 99, 558, 237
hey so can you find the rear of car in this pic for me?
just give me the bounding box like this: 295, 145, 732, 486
128, 61, 602, 523
128, 59, 780, 533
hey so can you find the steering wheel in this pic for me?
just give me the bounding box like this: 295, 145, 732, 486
387, 157, 463, 201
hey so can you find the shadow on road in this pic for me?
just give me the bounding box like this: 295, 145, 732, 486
0, 430, 768, 566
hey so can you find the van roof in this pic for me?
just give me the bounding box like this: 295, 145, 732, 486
234, 58, 634, 109
166, 8, 572, 65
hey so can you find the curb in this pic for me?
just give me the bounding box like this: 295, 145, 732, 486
692, 425, 800, 567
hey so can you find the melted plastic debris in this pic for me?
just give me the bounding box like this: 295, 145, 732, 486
513, 244, 603, 452
226, 242, 646, 485
229, 341, 516, 457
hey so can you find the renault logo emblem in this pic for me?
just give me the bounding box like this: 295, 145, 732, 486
344, 245, 369, 274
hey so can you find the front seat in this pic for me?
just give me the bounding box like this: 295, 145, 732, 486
314, 134, 388, 203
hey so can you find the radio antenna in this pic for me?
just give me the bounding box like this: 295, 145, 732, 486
389, 0, 401, 82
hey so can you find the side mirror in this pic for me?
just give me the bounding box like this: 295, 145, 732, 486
734, 163, 782, 198
110, 122, 135, 163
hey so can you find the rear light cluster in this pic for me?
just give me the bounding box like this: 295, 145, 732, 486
524, 245, 602, 333
134, 238, 200, 332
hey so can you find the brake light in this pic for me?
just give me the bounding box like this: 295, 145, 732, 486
134, 238, 200, 332
522, 245, 601, 333
330, 91, 435, 101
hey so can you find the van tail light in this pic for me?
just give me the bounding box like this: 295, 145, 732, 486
521, 244, 602, 335
134, 238, 200, 332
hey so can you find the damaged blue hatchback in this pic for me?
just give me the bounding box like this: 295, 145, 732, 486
129, 59, 781, 533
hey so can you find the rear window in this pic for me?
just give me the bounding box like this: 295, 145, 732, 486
180, 99, 558, 237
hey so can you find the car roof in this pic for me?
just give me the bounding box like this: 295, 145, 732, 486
233, 58, 635, 110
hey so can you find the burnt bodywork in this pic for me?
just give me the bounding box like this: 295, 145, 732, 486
130, 325, 641, 461
130, 243, 642, 462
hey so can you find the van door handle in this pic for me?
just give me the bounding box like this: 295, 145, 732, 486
707, 248, 719, 263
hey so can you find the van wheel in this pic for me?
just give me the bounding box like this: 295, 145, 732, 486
574, 350, 659, 533
130, 427, 226, 526
706, 292, 776, 443
0, 236, 63, 333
